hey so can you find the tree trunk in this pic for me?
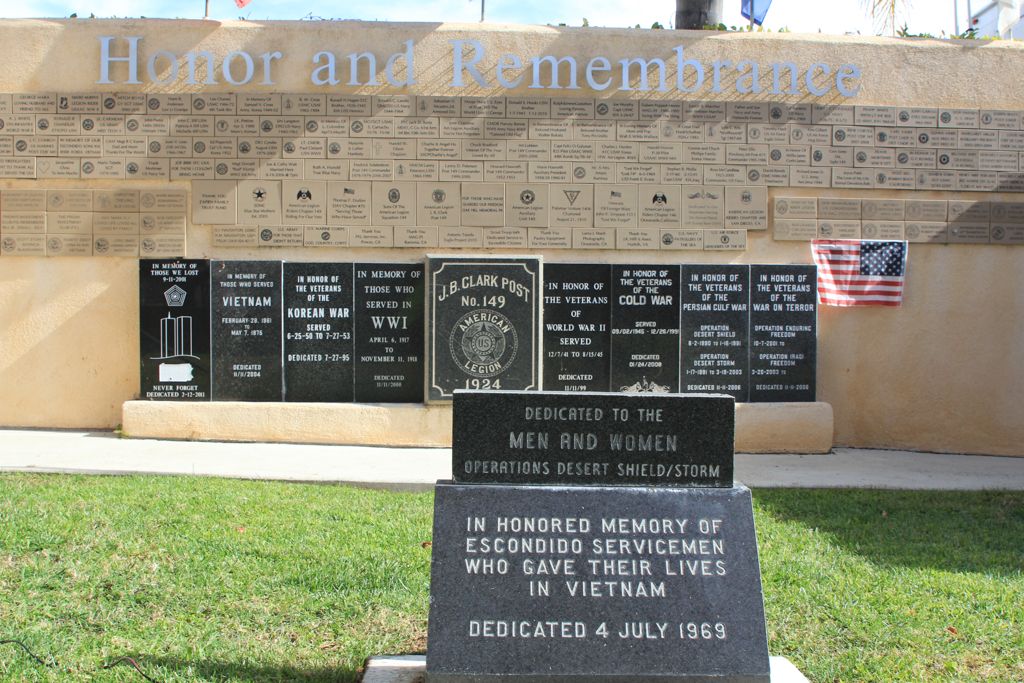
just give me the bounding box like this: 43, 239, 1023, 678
675, 0, 724, 29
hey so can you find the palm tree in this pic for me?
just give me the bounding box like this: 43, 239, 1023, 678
675, 0, 723, 30
865, 0, 910, 35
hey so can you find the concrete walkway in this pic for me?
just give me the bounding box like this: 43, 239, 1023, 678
0, 428, 1021, 491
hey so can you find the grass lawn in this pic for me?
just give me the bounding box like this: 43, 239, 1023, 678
0, 474, 1021, 682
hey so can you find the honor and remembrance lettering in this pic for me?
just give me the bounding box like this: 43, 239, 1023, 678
140, 258, 815, 403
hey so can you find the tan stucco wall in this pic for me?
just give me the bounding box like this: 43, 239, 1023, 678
0, 258, 137, 427
0, 19, 1022, 455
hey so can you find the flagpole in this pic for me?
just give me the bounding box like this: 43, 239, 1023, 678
954, 0, 960, 35
750, 0, 755, 30
204, 0, 209, 19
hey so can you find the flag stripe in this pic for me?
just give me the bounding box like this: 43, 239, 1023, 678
819, 294, 904, 301
819, 299, 903, 307
819, 292, 903, 299
819, 294, 903, 302
818, 278, 904, 287
819, 274, 904, 281
819, 286, 903, 295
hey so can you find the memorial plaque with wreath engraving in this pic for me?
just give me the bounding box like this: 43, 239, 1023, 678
426, 256, 541, 401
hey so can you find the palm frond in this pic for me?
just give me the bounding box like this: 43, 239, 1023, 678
863, 0, 910, 35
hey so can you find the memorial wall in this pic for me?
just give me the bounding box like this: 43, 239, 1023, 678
0, 19, 1021, 455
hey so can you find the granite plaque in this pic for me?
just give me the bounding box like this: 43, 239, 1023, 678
139, 259, 211, 400
610, 265, 680, 393
680, 265, 750, 402
283, 262, 353, 402
211, 260, 283, 401
749, 265, 816, 403
353, 263, 425, 402
773, 219, 818, 241
191, 180, 237, 224
452, 391, 734, 487
542, 263, 612, 393
724, 186, 768, 230
427, 483, 770, 683
427, 256, 542, 401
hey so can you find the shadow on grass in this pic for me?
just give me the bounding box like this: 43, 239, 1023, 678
752, 489, 1024, 576
136, 656, 362, 682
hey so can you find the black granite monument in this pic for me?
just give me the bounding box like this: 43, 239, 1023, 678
353, 262, 425, 403
452, 391, 733, 487
427, 390, 771, 683
542, 263, 612, 393
139, 258, 818, 407
283, 262, 354, 402
427, 256, 542, 401
610, 264, 681, 393
749, 265, 817, 403
680, 265, 751, 402
211, 260, 284, 401
139, 259, 211, 400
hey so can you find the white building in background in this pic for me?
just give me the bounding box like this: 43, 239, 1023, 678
971, 1, 1024, 37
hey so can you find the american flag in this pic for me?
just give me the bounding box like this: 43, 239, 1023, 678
811, 240, 908, 307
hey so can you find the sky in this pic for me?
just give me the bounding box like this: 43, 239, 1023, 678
0, 0, 975, 39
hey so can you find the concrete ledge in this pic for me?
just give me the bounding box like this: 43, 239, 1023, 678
736, 401, 834, 454
362, 654, 809, 683
122, 400, 833, 452
122, 401, 453, 447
